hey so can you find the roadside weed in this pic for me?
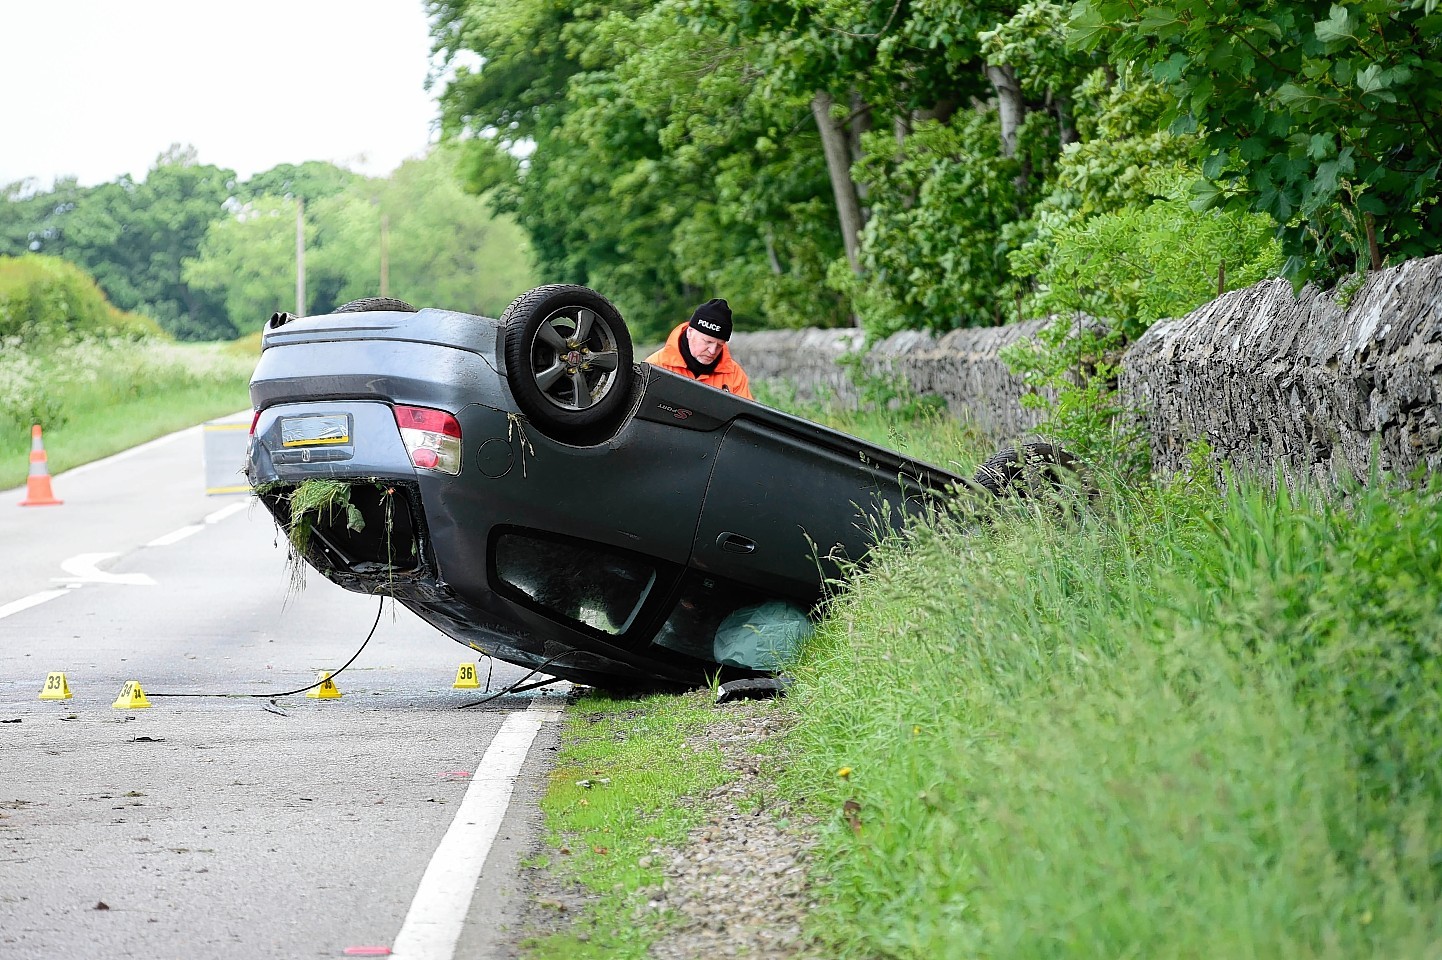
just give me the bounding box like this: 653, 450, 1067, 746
0, 337, 253, 489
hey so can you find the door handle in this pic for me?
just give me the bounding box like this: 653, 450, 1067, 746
716, 532, 757, 555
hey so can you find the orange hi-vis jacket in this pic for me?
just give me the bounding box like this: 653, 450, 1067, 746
644, 323, 753, 399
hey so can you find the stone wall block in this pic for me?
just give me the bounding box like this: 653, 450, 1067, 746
731, 318, 1053, 438
1122, 254, 1442, 486
724, 256, 1439, 488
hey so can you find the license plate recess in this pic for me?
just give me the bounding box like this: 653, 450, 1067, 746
280, 414, 350, 447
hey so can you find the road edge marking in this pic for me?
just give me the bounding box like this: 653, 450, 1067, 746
389, 703, 558, 959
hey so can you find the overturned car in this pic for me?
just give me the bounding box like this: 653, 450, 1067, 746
246, 285, 1064, 690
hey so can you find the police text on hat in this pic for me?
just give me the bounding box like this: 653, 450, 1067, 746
688, 298, 733, 341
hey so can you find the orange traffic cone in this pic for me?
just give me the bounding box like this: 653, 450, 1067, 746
19, 424, 62, 507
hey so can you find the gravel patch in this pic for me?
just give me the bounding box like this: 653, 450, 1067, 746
505, 698, 828, 959
645, 703, 824, 960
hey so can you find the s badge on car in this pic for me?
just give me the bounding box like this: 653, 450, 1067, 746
657, 403, 692, 420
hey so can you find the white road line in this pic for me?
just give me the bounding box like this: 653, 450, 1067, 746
58, 425, 198, 477
205, 501, 249, 524
0, 589, 70, 622
145, 500, 247, 547
147, 525, 205, 547
390, 701, 561, 959
52, 552, 156, 586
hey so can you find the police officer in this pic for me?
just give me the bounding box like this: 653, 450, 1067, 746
644, 298, 752, 399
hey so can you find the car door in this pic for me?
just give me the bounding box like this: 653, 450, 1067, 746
688, 416, 935, 599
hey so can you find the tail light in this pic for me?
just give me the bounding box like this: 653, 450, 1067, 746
394, 405, 462, 475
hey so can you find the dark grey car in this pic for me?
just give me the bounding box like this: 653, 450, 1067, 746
246, 285, 1036, 690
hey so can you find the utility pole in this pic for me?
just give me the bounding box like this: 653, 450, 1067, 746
380, 213, 390, 298
295, 197, 306, 316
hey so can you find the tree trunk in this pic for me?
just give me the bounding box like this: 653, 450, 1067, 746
847, 92, 873, 208
846, 92, 872, 163
985, 64, 1024, 158
764, 228, 784, 276
1056, 98, 1078, 147
812, 90, 865, 279
1365, 213, 1382, 270
893, 115, 916, 210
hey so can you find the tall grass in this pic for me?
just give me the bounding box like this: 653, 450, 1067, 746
0, 336, 255, 489
783, 464, 1442, 958
754, 380, 990, 479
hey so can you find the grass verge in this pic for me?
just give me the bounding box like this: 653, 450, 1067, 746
524, 394, 1442, 958
0, 337, 255, 490
785, 468, 1442, 957
521, 688, 747, 959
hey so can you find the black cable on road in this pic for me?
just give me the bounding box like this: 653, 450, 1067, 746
145, 598, 386, 699
454, 651, 588, 709
140, 597, 575, 706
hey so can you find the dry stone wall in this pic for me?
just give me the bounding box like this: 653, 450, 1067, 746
730, 317, 1053, 440
727, 255, 1442, 488
1122, 256, 1442, 486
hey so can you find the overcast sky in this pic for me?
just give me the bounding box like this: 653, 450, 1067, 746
0, 0, 444, 189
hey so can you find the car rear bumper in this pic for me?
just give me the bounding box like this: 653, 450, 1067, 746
246, 398, 727, 689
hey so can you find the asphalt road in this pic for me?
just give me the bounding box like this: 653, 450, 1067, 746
0, 424, 563, 960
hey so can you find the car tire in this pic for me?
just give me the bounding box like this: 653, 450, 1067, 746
972, 441, 1087, 499
333, 297, 418, 313
500, 284, 635, 444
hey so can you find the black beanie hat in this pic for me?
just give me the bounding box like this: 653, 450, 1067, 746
688, 298, 733, 341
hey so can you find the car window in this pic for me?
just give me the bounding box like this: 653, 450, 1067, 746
494, 531, 657, 635
651, 571, 812, 670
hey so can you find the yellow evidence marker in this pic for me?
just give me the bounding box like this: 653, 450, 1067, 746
112, 681, 152, 709
39, 672, 73, 700
453, 662, 480, 689
307, 671, 342, 699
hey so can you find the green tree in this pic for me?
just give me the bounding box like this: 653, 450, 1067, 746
239, 161, 361, 203
430, 0, 684, 336
182, 196, 300, 333
1003, 177, 1281, 471
798, 0, 1115, 333
428, 0, 593, 145
423, 0, 1307, 339
310, 149, 536, 317
0, 178, 91, 259
1070, 0, 1442, 286
845, 114, 1026, 336
9, 146, 239, 340
430, 0, 882, 337
1013, 177, 1283, 334
185, 150, 536, 328
594, 0, 851, 333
